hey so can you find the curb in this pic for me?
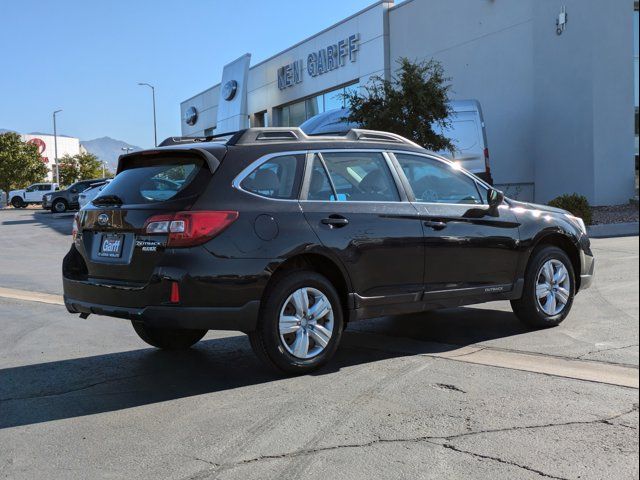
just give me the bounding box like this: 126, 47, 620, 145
587, 222, 639, 238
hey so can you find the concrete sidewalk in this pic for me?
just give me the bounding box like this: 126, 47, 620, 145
587, 222, 639, 238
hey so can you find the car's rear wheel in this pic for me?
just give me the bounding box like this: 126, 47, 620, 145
11, 197, 24, 208
131, 321, 207, 350
511, 245, 575, 328
249, 270, 344, 374
52, 199, 68, 213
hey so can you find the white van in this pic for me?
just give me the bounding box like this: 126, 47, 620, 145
300, 99, 493, 184
432, 100, 492, 184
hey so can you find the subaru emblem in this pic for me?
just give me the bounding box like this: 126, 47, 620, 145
97, 213, 109, 226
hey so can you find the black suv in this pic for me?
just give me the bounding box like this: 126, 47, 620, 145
63, 128, 595, 373
43, 178, 109, 213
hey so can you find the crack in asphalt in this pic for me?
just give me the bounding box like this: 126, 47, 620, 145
577, 343, 639, 360
180, 404, 639, 480
436, 442, 570, 480
0, 373, 149, 402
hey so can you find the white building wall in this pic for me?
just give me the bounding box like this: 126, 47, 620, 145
389, 0, 536, 199
389, 0, 635, 204
532, 0, 635, 205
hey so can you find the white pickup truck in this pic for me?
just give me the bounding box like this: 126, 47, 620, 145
8, 183, 59, 208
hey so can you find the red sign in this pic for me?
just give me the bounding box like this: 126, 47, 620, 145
27, 137, 49, 164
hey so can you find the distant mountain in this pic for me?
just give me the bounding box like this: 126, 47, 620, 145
81, 137, 141, 171
0, 128, 15, 134
28, 131, 75, 138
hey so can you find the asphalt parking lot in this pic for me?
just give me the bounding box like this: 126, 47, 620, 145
0, 208, 638, 480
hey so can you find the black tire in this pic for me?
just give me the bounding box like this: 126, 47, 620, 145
249, 270, 344, 374
131, 321, 207, 350
52, 199, 68, 213
511, 245, 576, 328
10, 197, 24, 208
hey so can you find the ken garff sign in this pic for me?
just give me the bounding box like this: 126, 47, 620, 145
278, 34, 359, 90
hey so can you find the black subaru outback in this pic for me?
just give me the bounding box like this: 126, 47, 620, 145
63, 128, 594, 373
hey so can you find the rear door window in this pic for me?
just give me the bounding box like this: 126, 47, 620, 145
95, 157, 206, 205
306, 152, 399, 202
240, 154, 303, 199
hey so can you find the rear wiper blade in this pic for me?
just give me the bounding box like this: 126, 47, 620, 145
92, 194, 123, 206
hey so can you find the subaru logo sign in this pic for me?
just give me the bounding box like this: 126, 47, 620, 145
97, 213, 109, 226
222, 80, 238, 101
184, 106, 198, 126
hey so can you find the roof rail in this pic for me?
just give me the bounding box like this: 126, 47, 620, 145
345, 129, 421, 147
228, 128, 309, 145
158, 130, 243, 147
227, 127, 419, 147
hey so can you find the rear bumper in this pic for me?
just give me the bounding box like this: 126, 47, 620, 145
64, 296, 260, 332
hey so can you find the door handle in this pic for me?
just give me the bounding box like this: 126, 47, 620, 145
321, 215, 349, 228
424, 220, 447, 230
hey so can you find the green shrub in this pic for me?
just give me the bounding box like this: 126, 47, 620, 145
548, 193, 593, 225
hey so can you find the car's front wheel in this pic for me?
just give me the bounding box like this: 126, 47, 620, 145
11, 197, 25, 208
511, 245, 575, 328
131, 322, 207, 350
52, 199, 68, 213
249, 270, 344, 374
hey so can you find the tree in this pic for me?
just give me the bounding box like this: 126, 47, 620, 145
57, 151, 106, 186
76, 152, 105, 180
58, 154, 80, 186
343, 58, 454, 152
0, 132, 48, 195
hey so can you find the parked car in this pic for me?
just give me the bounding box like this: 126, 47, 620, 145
8, 182, 58, 208
43, 178, 109, 213
300, 99, 493, 183
63, 128, 594, 374
78, 180, 111, 209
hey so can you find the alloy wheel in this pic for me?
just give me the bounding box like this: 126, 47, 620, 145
535, 259, 571, 316
279, 287, 334, 359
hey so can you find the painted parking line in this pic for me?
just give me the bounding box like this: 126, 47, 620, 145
346, 333, 640, 389
1, 286, 637, 388
0, 287, 64, 306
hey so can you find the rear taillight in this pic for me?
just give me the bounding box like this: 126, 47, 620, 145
144, 211, 239, 247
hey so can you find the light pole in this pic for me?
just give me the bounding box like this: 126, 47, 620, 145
52, 109, 62, 185
138, 82, 157, 147
121, 147, 134, 154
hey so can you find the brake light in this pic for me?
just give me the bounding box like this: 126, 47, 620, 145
144, 211, 239, 247
170, 281, 180, 303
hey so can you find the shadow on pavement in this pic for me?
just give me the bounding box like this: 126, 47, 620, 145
1, 210, 75, 236
0, 307, 526, 429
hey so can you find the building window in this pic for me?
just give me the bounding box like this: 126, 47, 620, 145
251, 111, 268, 127
275, 82, 358, 127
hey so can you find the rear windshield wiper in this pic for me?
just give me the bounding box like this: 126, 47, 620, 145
92, 194, 123, 206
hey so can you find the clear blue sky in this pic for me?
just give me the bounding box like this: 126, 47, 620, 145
0, 0, 378, 148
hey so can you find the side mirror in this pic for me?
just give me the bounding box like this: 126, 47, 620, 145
70, 188, 78, 194
487, 188, 505, 210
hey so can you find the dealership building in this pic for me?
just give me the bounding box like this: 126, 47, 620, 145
180, 0, 639, 205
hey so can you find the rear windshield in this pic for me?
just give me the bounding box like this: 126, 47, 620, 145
94, 157, 206, 205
